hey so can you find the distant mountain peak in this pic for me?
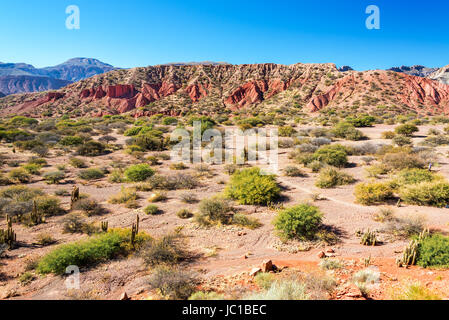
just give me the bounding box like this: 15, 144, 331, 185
388, 65, 438, 78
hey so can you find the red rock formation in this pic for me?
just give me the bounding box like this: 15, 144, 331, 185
225, 79, 291, 108
186, 83, 209, 102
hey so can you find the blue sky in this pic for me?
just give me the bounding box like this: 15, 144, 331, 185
1, 0, 448, 70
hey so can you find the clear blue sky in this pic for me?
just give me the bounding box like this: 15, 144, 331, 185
1, 0, 448, 70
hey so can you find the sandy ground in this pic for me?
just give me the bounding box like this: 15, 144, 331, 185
1, 123, 449, 300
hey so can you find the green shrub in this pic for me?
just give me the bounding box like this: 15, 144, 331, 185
417, 235, 449, 268
144, 204, 161, 215
313, 145, 348, 167
124, 164, 155, 182
177, 209, 193, 219
109, 187, 139, 208
69, 157, 87, 168
37, 229, 150, 275
247, 279, 309, 300
147, 173, 198, 190
36, 196, 64, 216
73, 198, 105, 216
76, 141, 106, 156
283, 166, 305, 177
195, 197, 234, 226
393, 135, 412, 146
189, 291, 224, 300
395, 123, 419, 136
395, 168, 438, 186
382, 152, 425, 171
254, 273, 276, 290
279, 126, 297, 137
8, 168, 31, 183
225, 167, 280, 206
315, 167, 355, 188
354, 182, 394, 205
43, 171, 65, 184
231, 213, 262, 229
274, 204, 323, 240
59, 136, 83, 146
78, 168, 105, 180
399, 181, 449, 207
332, 122, 366, 141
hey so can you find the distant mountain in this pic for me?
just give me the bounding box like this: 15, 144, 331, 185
0, 92, 4, 98
0, 58, 117, 95
388, 65, 438, 78
338, 66, 354, 72
0, 75, 71, 96
430, 65, 449, 85
41, 58, 117, 82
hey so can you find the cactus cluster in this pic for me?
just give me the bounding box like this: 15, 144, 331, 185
396, 229, 430, 268
29, 200, 44, 225
360, 229, 377, 246
71, 186, 80, 209
130, 215, 140, 248
0, 216, 17, 249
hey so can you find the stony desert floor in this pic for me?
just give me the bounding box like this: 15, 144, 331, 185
1, 123, 449, 300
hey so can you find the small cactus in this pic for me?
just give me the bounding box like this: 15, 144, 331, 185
396, 228, 430, 267
130, 215, 140, 248
360, 229, 377, 246
101, 221, 109, 233
29, 200, 44, 225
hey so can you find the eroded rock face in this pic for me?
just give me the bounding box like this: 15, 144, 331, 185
225, 79, 291, 109
2, 63, 449, 117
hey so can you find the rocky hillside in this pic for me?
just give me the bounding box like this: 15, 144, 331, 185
388, 65, 438, 78
431, 65, 449, 85
0, 58, 117, 95
1, 63, 449, 118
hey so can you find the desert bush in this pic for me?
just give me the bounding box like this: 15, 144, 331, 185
177, 209, 193, 219
247, 279, 310, 300
69, 157, 87, 168
352, 268, 380, 297
62, 212, 90, 234
76, 141, 106, 156
35, 233, 56, 246
108, 169, 124, 183
332, 122, 366, 141
319, 259, 343, 270
231, 213, 261, 229
313, 145, 348, 167
37, 229, 150, 275
391, 282, 441, 300
36, 196, 64, 216
315, 167, 355, 189
22, 163, 42, 175
179, 193, 198, 204
43, 171, 65, 184
73, 198, 105, 216
395, 168, 438, 186
254, 272, 275, 290
381, 131, 396, 139
78, 168, 105, 181
8, 168, 31, 183
383, 214, 426, 239
417, 234, 449, 268
381, 152, 426, 171
109, 187, 139, 208
349, 142, 384, 156
274, 204, 323, 240
422, 135, 449, 146
284, 166, 305, 177
148, 266, 198, 300
354, 182, 394, 205
399, 181, 449, 207
141, 234, 188, 267
195, 197, 234, 226
148, 191, 167, 203
225, 167, 280, 206
144, 204, 161, 215
279, 126, 297, 137
170, 162, 188, 170
59, 136, 84, 146
147, 173, 199, 190
124, 164, 155, 182
393, 135, 412, 147
395, 123, 419, 136
189, 291, 224, 300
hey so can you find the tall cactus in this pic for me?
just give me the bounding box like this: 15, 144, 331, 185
0, 226, 17, 249
30, 200, 44, 225
71, 186, 80, 209
130, 215, 140, 248
360, 229, 377, 246
396, 228, 430, 267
